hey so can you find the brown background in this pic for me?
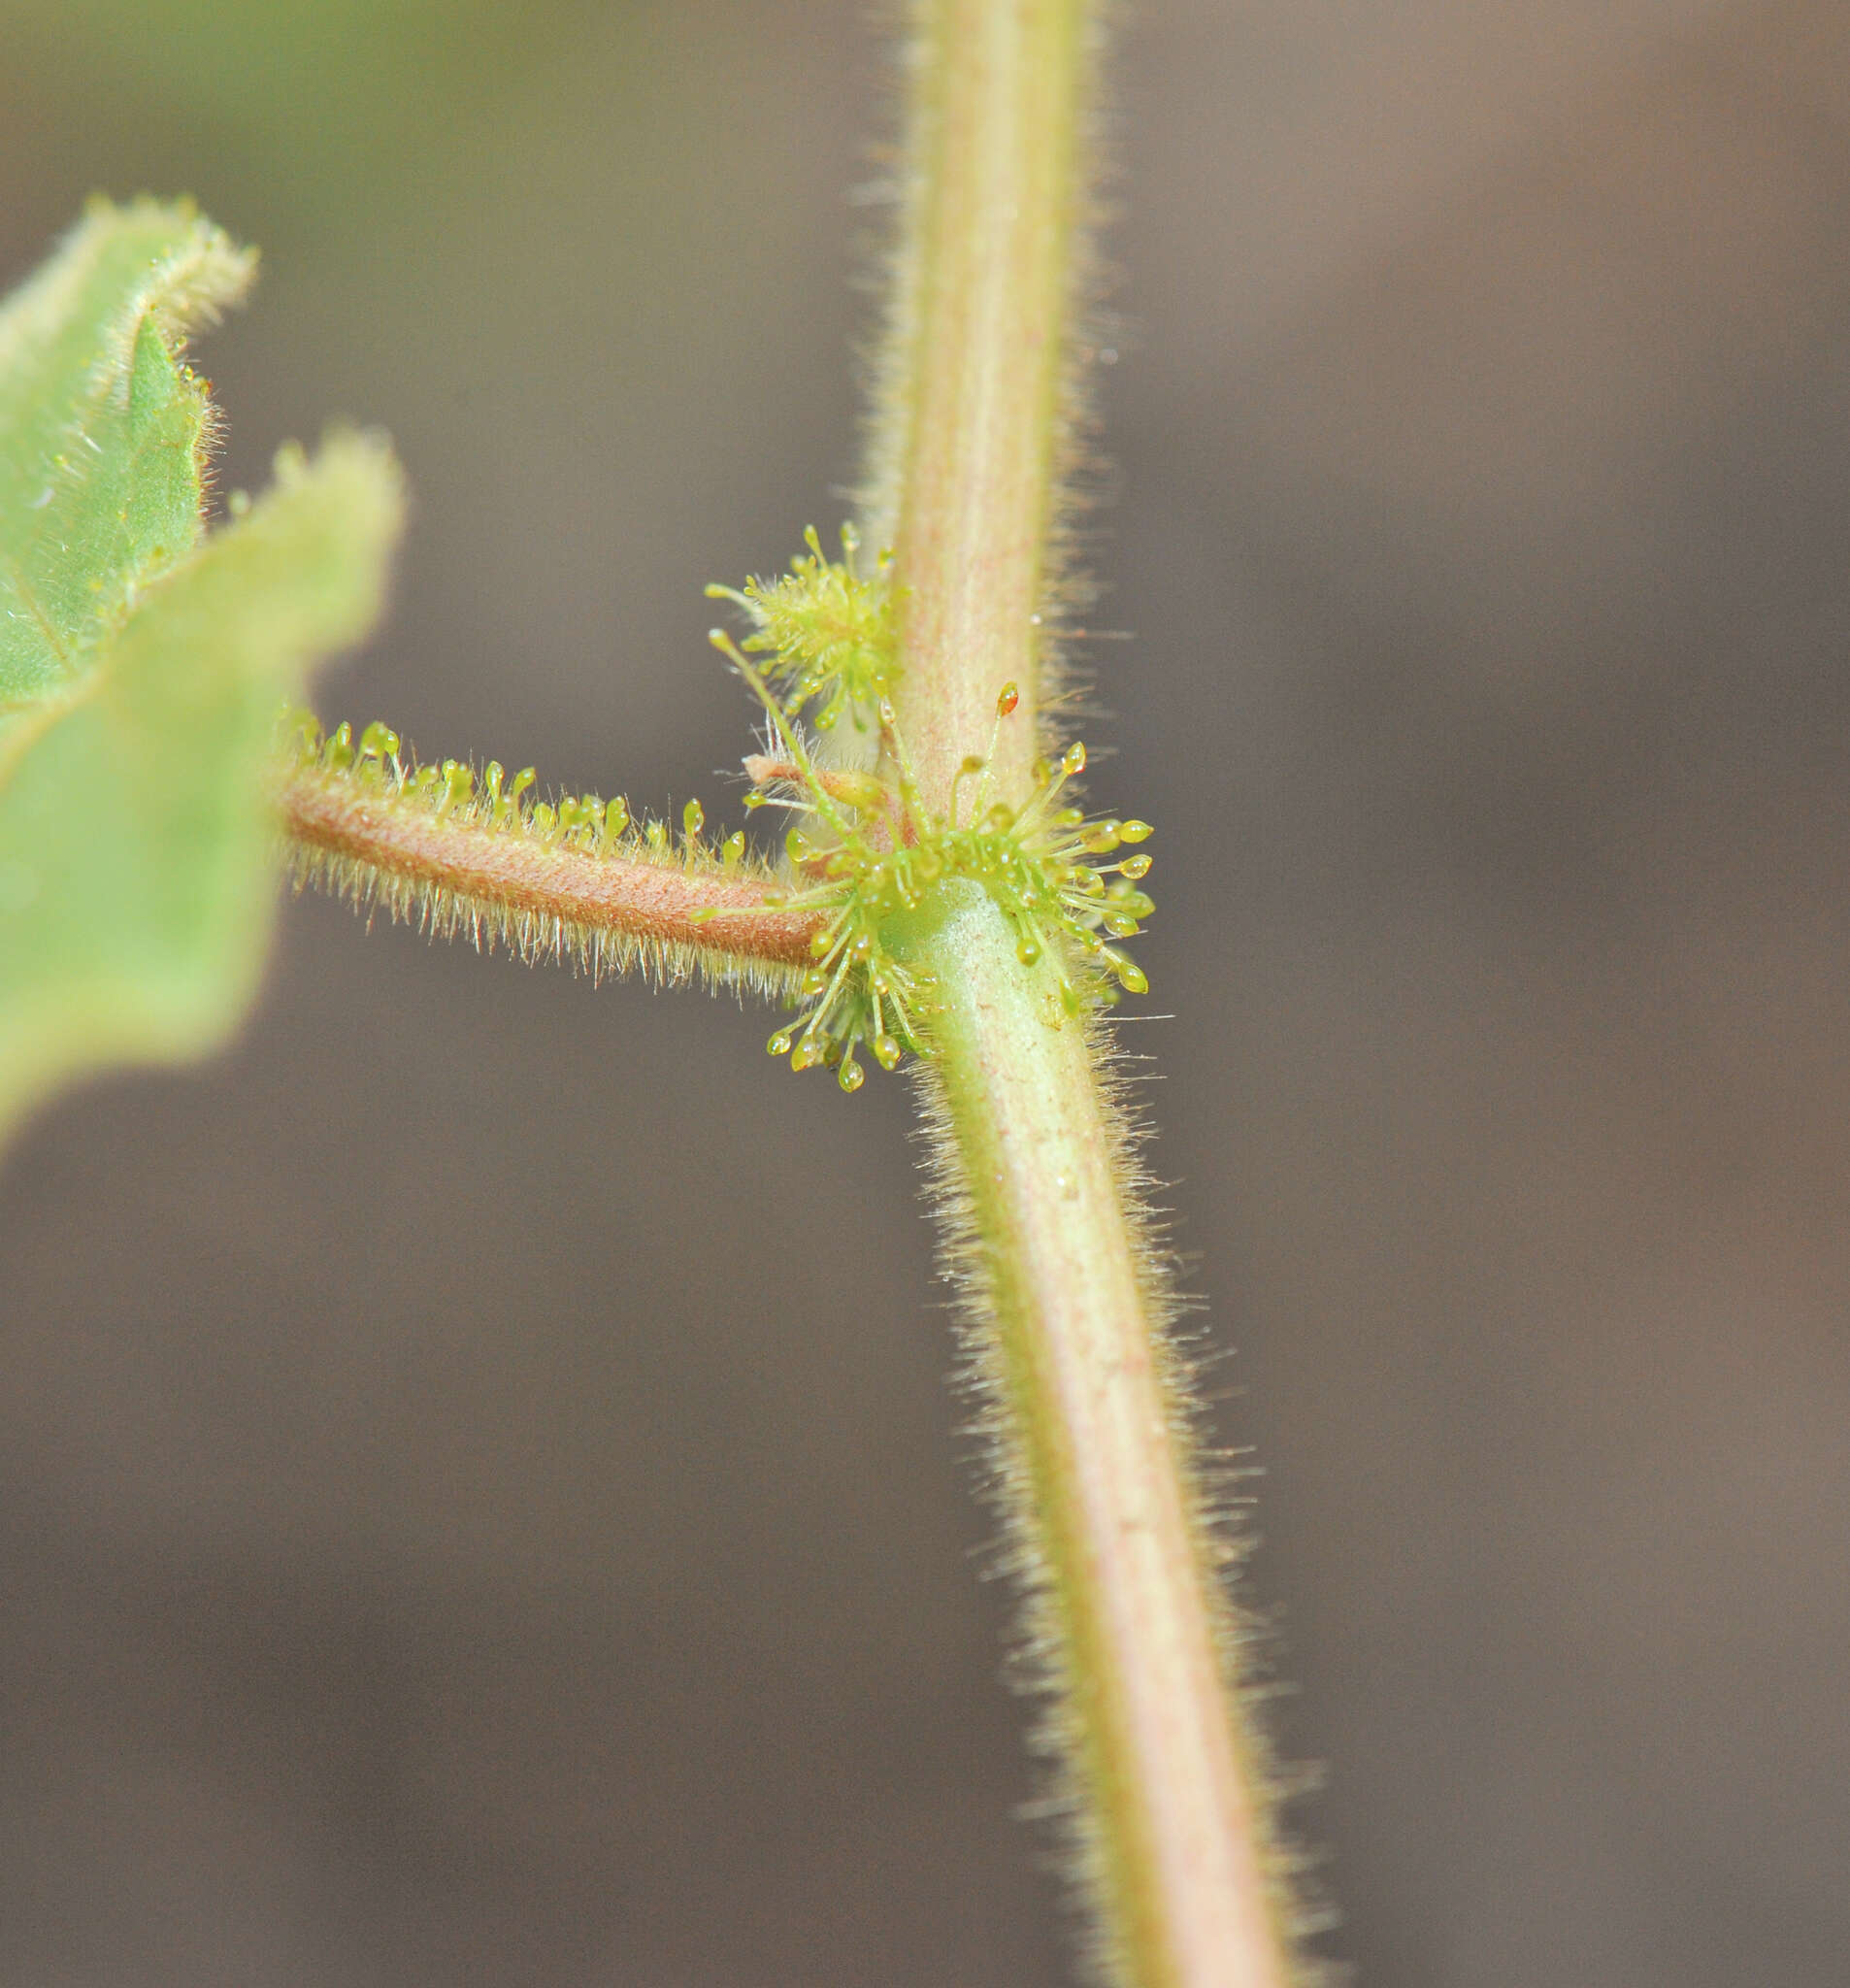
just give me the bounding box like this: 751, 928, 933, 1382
3, 2, 1848, 1981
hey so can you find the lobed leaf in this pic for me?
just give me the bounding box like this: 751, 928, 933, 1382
0, 200, 405, 1150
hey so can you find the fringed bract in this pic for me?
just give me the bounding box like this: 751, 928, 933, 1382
276, 532, 1156, 1099
705, 522, 897, 734
704, 645, 1157, 1094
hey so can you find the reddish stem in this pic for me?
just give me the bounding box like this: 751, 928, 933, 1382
277, 765, 824, 968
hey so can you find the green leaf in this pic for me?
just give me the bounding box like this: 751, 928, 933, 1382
0, 200, 405, 1150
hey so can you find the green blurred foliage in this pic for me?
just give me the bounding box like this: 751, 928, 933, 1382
0, 0, 592, 208
0, 199, 404, 1145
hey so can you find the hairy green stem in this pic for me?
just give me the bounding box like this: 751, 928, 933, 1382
263, 7, 1310, 1974
873, 6, 1303, 1985
277, 758, 820, 985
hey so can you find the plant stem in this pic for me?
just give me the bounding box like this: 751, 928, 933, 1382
869, 0, 1079, 804
277, 760, 820, 980
874, 6, 1301, 1985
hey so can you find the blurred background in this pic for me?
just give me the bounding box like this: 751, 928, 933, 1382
3, 1, 1848, 1981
